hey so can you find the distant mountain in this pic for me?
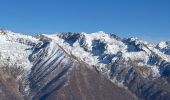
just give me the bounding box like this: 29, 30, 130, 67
157, 41, 170, 55
0, 30, 170, 100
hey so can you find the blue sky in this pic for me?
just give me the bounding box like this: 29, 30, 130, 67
0, 0, 170, 42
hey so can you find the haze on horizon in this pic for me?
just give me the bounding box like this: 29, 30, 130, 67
0, 0, 170, 43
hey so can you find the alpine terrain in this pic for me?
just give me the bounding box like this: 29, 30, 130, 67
0, 30, 170, 100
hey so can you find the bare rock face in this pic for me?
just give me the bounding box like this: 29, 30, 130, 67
31, 62, 135, 100
44, 65, 134, 100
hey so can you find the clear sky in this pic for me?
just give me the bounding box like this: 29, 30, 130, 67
0, 0, 170, 42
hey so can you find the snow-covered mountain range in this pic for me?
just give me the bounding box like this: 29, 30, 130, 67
0, 30, 170, 100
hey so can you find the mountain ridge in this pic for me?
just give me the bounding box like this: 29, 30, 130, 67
0, 30, 170, 100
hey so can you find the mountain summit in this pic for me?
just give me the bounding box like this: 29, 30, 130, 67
0, 30, 170, 100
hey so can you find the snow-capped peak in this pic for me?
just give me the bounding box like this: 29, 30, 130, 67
1, 30, 170, 79
1, 30, 170, 100
0, 30, 40, 71
0, 30, 39, 45
158, 41, 168, 49
157, 41, 170, 55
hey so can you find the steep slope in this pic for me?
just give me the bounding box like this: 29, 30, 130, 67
43, 63, 134, 100
0, 30, 39, 70
43, 31, 170, 100
0, 30, 170, 100
28, 38, 134, 100
0, 30, 40, 100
